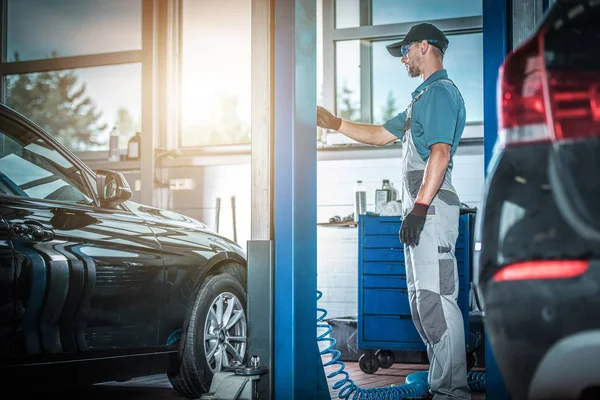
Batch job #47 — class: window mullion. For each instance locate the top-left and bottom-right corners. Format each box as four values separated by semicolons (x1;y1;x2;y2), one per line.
332;16;483;41
0;51;143;75
323;0;335;113
359;39;371;123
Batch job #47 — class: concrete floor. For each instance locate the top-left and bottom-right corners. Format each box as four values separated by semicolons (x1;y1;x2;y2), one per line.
16;362;486;399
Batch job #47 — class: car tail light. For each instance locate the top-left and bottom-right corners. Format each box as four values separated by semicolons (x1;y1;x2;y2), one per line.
548;71;600;140
498;33;550;145
498;27;600;145
493;260;589;282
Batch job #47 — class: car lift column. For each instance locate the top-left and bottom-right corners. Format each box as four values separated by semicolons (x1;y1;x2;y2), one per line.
273;0;330;398
248;0;330;399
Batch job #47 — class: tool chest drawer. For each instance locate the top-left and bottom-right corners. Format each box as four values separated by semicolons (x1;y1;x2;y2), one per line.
362;248;405;262
358;213;473;350
363;275;407;289
363;235;403;249
363;262;406;275
363;315;422;344
362;217;402;235
363;288;411;315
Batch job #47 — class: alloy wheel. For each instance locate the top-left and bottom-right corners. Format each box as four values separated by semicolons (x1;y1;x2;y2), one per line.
203;292;247;373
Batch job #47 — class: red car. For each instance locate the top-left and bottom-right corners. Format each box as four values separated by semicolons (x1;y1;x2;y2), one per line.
474;1;600;399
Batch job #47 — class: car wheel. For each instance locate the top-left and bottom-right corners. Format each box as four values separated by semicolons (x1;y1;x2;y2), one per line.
168;272;247;398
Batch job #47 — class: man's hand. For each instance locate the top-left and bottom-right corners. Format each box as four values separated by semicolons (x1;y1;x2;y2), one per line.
400;203;429;247
317;106;342;131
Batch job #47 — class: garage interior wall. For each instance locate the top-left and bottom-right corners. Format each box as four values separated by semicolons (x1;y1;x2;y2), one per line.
0;0;548;319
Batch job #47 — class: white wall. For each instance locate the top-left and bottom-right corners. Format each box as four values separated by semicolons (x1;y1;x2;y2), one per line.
166;150;485;319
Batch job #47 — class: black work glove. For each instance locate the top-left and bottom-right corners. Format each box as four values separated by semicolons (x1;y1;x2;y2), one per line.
400;203;429;247
317;106;342;131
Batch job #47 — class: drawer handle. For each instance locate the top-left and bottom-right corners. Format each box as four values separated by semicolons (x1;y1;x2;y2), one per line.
400;288;408;294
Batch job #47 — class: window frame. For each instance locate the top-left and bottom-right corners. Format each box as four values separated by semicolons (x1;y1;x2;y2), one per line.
322;0;484;148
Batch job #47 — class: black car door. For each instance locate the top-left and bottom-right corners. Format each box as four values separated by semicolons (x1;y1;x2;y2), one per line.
0;114;164;359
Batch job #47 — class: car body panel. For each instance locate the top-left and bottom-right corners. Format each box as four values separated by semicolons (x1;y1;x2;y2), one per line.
124;201;247;350
0;196;164;358
0;215;15;358
475;1;600;398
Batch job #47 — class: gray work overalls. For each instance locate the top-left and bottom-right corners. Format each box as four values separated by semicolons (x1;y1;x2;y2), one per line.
400;80;471;399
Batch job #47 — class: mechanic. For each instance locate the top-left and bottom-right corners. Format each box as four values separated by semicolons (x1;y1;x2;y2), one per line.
316;23;470;400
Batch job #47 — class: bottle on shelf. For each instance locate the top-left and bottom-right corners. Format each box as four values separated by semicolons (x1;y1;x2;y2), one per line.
108;126;120;162
354;180;367;221
375;179;393;213
390;181;399;202
127;132;141;160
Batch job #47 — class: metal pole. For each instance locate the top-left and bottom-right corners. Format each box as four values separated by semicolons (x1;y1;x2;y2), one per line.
274;0;328;399
231;196;237;243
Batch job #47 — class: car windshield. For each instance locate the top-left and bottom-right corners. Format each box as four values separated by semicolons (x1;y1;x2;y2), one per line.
0;118;93;205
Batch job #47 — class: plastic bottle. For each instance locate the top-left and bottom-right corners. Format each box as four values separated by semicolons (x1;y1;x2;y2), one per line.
108;127;120;162
354;180;367;221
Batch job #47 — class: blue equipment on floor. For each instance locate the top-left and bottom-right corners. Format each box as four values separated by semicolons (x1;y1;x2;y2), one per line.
318;290;486;399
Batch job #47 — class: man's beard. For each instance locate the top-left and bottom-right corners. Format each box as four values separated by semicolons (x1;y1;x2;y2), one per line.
407;63;420;78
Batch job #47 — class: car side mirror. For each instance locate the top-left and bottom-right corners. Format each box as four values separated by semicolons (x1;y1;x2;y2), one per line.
95;169;132;208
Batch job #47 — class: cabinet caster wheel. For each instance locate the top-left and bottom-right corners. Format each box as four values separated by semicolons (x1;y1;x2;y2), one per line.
376;350;394;369
359;353;379;374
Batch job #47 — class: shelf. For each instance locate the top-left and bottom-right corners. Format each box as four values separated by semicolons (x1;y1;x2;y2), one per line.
317;221;357;228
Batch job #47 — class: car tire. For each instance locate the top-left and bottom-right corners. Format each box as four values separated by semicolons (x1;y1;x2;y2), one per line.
168;271;247;398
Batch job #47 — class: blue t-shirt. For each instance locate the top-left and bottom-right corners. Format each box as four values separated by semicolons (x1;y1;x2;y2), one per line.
383;69;466;162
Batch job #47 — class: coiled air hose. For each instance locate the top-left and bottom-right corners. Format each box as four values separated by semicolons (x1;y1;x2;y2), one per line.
317;290;486;399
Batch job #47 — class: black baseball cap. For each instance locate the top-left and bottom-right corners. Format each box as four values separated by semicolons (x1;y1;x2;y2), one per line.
386;23;449;57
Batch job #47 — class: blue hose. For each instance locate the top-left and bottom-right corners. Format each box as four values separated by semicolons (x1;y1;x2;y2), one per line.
317;290;486;399
167;327;183;345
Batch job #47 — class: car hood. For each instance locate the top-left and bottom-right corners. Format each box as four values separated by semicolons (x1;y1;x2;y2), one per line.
124;200;245;256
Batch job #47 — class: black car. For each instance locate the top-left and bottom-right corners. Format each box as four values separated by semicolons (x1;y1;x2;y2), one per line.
0;103;248;397
474;1;600;399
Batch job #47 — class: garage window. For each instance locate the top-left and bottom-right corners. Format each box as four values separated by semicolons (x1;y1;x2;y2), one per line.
6;0;141;62
323;0;484;141
371;0;482;26
180;0;251;147
0;0;143;155
372;33;483;124
5;63;142;152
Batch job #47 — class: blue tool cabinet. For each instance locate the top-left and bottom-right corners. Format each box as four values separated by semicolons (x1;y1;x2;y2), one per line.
357;213;472;372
